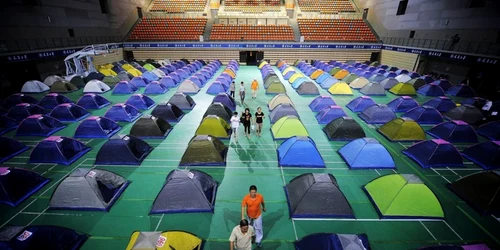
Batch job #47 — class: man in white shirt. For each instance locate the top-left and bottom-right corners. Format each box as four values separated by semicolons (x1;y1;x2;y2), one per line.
230;112;240;143
229;219;255;250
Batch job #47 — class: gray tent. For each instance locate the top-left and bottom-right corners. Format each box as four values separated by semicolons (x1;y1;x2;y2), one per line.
150;169;218;214
168;93;196;110
176;80;200;94
128;231;162;249
203;102;233;123
360;82;386;96
444;104;485;125
130;115;172;139
264;75;280;88
264;73;278;85
117;71;131;81
285;173;354;218
270;103;300;123
49;168;129;211
380;77;399;90
297;81;319;95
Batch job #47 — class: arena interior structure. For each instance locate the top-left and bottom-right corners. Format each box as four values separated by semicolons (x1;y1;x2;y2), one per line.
0;0;500;249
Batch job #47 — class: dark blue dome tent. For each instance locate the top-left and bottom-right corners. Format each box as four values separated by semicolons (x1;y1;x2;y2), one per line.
309;96;336;112
38;93;73;110
76;94;110;110
143;81;168;94
477;121;500;140
212;93;236;111
159;76;177;89
206;81;228;95
150;169;218;214
3;93;38;110
189;76;203;87
16;114;65;137
403;139;464;168
95;135;153;165
7;103;47;122
346;96;376;112
277;137;325;168
433;79;452;91
446;84;476;97
168;93;196;110
427;120;478;143
112;80;138;94
462;141;500;170
0;116;18;136
270;103;300;124
151;103;184;123
129;76;148;87
0;167;49;207
125;94;156;111
104;103;142;122
0;137;29;163
359;104;396;124
315;105;347;124
387;96;419;112
422;96;457;112
49;103;90;122
294;233;371;250
0;225;88;249
417;83;445;96
74;116;121;139
402;106;443;124
29;136;91;165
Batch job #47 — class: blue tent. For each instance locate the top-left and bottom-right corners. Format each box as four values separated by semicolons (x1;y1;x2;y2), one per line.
427;120;478;143
151;103;184;123
74;116;121;138
433;79;452;91
76;94;109;110
338;138;395;169
169;93;196;110
462;141;500;170
125;94;156;110
213;93;236;111
104;104;141;122
0;137;29;163
420;75;435;83
320;77;339;89
387;96;419;112
0;167;49;207
291;78;308;89
461;97;487;107
194;73;206;82
206;82;228;95
368;73;386;83
0;225;88;249
446;84;476;97
38;93;73;110
346;96;376;112
159;76;176;89
29;136;91;165
142;71;160;82
403;139;464;168
144;81;168;94
315;105;347;124
270;104;300;123
295;233;370;250
396;69;409;75
95;135;153;165
129;76;148;87
278;136;325;168
16;114;65;136
283;70;295;80
422;96;457;112
112;81;138;94
360;82;386;96
417;84;445;96
477;121;500;140
309;96;336;112
402;106;443;124
168;72;181;83
0;116;18;135
384;72;397;78
189;76;203;87
49;103;89;122
7;103;46;122
2;93;38;109
316;73;331;83
359;104;396;124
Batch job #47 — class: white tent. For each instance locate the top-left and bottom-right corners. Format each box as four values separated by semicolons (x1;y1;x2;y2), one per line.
21;80;50;93
44;75;64;86
176;80;200;94
83;80;111;93
151;69;167;78
395;74;411;83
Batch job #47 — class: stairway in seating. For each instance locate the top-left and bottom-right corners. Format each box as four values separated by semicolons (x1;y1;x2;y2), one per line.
203;19;214;42
289;19;301;42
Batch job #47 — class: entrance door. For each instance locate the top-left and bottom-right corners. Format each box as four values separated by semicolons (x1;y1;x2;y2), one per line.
246;51;257;65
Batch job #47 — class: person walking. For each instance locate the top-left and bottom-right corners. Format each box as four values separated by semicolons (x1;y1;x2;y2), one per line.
254;107;265;137
241;108;252;139
229;219;255;250
241;185;266;248
230;81;236;99
251;79;259;99
230;112;240;143
239;81;246;105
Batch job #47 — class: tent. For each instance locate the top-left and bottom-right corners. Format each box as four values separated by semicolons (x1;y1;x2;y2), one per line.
95;135;153;165
387;96;419;112
16;114;65;137
359;104;396;124
271;115;309;139
7;103;47;122
203;102;232;123
294;233;370;250
315;105;347;124
328;82;352;95
419;244;491;250
50;80;78;93
21;80;49;93
0;167;49;207
38;93;73;110
168;93;196;110
0;116;18;135
402;106;443;124
349;77;369;89
113;81;138;94
266;81;286;94
130;76;148;87
69;75;85;88
49;168;129;211
213;93;236;111
407;78;428;90
29;136;91;165
49;103;90;122
85;72;105;82
360;82;386;96
338;138;395;169
151;103;184;123
345;96;375;113
76;94;110;109
403;139;464;168
446;84;476;97
433;79;452;91
477;121;500;140
449;171;500;215
125;94;156;111
389;83;416;96
395;74;411;82
144;81;167;94
422;96;457;112
143;63;156;71
461;141;500;170
278;136;325;168
126;231;204;250
102;75;121;86
129;116;172;139
297;81;319;95
104;104;142;122
142;71;160;82
378;117;426;141
206;82;228;95
3;94;38;109
323;117;365;141
270;104;300;123
334;69;349;79
380;77;399;90
309;96;335;112
0;137;29;163
176;80;200;94
417;83;445;96
444;104;484;125
195;115;230;138
268;94;294;111
44;75;64;86
151;169;218;214
117;71;131;81
342;73;359;84
363;174;444;218
284;173;354;218
427;120;478;143
461;97;488;108
74;116;120;138
179;135;227;166
320;77;339;89
0;225;88;249
369;73;386;83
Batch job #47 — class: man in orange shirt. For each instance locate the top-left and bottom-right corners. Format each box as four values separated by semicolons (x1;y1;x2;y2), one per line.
241;185;266;248
251;79;259;99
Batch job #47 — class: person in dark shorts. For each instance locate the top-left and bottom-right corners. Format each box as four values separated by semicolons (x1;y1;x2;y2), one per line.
241;108;252;138
230;81;236;99
254;107;265;137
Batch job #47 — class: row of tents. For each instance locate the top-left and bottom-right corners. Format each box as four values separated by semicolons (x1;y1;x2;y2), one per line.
258;61;287;94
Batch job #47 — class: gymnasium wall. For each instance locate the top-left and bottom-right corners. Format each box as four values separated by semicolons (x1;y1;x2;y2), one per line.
380;49;419;70
91;48;124;66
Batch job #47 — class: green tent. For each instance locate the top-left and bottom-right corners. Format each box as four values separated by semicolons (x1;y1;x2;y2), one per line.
50;80;78;93
364;174;444;219
377;117;426;141
143;63;157;71
179;135;227;166
293;60;302;66
342;73;359;84
102;75;121;87
329;67;342;76
369;61;380;66
195;115;230;138
69;75;85;88
265;75;281;88
266;81;286;94
271;115;308;139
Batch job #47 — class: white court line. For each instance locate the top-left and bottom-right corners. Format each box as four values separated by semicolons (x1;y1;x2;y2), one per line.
420;221;439;244
26;207;48;226
443;220;464;241
398;142;408;149
433;168;481;171
40;164;58;176
430;168;451;183
374;169;381;176
84;164;350;170
446;167;461;177
391;169;398;174
155;214;165;231
292;218;443;222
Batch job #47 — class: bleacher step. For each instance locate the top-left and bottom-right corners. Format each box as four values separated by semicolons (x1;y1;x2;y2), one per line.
289;19;301;42
203;19;214;41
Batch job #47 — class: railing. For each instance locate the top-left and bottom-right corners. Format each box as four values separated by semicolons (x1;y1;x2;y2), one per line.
381;37;500;57
0;36;123;54
297;12;363;19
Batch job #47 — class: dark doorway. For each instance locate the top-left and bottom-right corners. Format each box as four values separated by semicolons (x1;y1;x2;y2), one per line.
137;7;143;18
370;52;380;62
246;51;258;65
0;60;40;97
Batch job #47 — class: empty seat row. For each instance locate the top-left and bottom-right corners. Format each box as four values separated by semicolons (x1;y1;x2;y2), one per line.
129;18;207;41
210;24;294;41
298;19;377;42
150;0;207;12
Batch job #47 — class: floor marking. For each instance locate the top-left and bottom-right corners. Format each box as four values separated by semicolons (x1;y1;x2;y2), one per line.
26;207;48;226
292;218;443;222
433;168;481;171
446;167;461;177
82;164;350;170
155;214;165;231
443;220;464;241
431;168;451;183
40;164;58;176
420;221;439;244
374;169;381;176
398;142;408;149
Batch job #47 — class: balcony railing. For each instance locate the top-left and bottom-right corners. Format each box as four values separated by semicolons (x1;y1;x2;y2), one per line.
381;37;500;57
0;36;123;54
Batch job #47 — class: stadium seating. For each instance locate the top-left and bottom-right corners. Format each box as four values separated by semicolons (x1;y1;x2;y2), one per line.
298;0;355;13
150;0;207;12
210;24;294;41
224;0;281;13
129;18;207;41
298;19;377;42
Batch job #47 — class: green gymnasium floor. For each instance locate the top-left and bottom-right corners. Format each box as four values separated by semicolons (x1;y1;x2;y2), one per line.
1;64;499;250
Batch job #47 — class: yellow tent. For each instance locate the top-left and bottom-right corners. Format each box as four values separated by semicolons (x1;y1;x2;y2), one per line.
99;68;117;76
126;231;203;250
271;115;309;139
310;69;325;80
122;64;134;70
282;67;295;76
334;69;349;80
328;82;353;95
377;117;426;141
127;68;142;77
195;115;230;138
389;83;417;96
258;61;268;69
289;73;305;84
268;93;294;111
223;69;236;78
